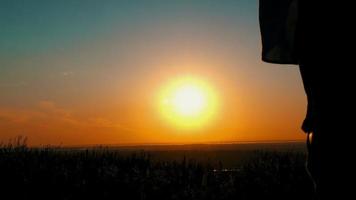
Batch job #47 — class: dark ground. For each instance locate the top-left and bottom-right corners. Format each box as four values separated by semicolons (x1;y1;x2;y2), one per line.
0;139;314;200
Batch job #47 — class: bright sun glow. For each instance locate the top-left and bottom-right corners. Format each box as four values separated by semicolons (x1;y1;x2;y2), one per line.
171;85;206;116
158;76;218;129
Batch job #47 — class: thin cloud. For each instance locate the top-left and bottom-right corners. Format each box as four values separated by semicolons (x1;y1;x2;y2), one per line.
61;71;74;77
0;100;136;133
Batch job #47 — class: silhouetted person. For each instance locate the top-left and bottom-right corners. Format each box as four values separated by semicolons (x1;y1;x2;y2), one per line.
260;1;354;199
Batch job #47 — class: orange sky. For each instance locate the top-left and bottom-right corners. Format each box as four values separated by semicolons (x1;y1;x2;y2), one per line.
0;0;307;146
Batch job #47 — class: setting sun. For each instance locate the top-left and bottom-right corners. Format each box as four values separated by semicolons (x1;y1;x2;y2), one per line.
158;76;218;129
170;84;206;116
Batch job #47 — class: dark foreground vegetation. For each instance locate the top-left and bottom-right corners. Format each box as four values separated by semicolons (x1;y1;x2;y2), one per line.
0;137;313;200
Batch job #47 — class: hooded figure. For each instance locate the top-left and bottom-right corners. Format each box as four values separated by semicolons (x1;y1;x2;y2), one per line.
259;1;353;199
259;0;350;199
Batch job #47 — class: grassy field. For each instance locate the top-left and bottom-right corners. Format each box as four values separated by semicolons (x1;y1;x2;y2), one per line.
0;138;314;200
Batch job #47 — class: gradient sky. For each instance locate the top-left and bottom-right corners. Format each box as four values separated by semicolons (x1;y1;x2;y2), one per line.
0;0;306;146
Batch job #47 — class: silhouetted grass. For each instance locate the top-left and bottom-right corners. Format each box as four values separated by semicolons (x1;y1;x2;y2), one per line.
0;137;313;200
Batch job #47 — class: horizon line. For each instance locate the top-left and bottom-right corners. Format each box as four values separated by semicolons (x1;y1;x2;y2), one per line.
29;139;305;148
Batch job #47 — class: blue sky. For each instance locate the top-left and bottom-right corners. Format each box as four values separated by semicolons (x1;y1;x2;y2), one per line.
1;0;256;54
